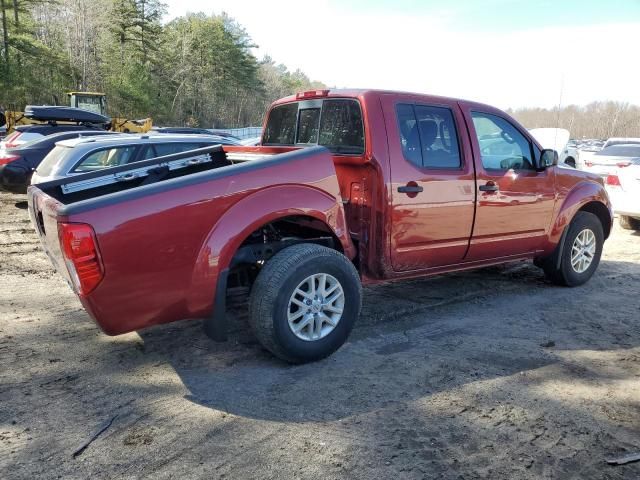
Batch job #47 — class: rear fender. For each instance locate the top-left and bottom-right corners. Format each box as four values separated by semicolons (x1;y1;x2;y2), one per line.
546;181;612;251
187;185;355;315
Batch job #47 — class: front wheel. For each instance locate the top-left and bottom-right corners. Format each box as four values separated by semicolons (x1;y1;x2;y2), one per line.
542;211;604;286
249;243;362;363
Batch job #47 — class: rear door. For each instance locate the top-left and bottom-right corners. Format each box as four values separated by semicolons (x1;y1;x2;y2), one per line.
461;106;556;260
381;94;476;271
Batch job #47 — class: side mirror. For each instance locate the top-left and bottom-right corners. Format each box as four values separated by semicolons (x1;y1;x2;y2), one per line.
540;149;558;169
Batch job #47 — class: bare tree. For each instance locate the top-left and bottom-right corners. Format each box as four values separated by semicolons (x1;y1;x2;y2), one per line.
511;101;640;139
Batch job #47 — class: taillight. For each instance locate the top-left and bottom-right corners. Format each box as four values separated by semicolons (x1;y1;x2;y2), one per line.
4;132;22;148
585;161;593;167
59;223;104;296
606;174;621;187
0;154;19;165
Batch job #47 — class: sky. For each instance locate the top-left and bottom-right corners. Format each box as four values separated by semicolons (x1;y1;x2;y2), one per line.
163;0;640;110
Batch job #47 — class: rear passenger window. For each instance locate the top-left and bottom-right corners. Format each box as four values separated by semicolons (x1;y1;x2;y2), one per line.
396;104;421;166
141;146;157;160
74;146;137;172
396;104;462;168
154;143;202;157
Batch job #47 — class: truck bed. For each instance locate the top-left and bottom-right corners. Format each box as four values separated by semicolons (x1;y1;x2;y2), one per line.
28;144;345;335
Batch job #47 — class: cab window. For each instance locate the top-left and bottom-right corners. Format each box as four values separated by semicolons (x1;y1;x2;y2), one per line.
396;103;462;168
471;112;535;171
263;99;364;154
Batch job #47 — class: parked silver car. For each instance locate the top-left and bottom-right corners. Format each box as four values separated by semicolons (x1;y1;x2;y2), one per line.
31;134;236;184
582;144;640;178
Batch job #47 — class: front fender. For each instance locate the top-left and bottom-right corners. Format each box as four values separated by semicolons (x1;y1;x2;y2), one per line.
545;180;612;251
186;184;355;316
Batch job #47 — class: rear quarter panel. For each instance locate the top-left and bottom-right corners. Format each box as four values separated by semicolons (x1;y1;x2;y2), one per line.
64;147;352;334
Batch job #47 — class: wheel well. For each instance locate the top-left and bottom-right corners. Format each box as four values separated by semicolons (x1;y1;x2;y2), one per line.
226;215;344;297
579;201;611;239
239;215;343;253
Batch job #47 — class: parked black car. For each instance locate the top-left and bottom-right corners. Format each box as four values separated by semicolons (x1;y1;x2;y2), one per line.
0;130;117;193
1;123;110;150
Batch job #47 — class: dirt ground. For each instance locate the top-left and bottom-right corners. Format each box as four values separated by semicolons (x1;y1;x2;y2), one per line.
1;190;639;480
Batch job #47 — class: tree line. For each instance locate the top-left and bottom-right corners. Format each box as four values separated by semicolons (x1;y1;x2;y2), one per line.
508;101;640;139
2;1;638;135
0;0;325;127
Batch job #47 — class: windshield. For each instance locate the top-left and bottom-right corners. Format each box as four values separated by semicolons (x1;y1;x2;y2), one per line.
75;95;105;115
596;145;640;157
36;146;72;176
263;99;365;154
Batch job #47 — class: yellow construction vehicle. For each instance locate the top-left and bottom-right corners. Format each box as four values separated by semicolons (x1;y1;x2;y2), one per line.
0;92;152;135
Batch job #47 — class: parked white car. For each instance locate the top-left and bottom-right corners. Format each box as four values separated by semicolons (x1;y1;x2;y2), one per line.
601;145;640;231
603;137;640;149
583;144;640;178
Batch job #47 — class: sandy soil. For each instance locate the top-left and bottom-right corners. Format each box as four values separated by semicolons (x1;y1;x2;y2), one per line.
1;190;639;479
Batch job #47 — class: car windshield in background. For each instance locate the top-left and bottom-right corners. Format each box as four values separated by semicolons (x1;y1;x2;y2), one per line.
263;99;364;154
596;145;640;157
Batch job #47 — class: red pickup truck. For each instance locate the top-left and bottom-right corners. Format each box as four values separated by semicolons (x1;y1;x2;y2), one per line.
28;89;612;363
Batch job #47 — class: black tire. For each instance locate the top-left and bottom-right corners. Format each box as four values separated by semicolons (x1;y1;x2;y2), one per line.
543;211;604;286
565;157;576;168
249;243;362;364
619;215;640;231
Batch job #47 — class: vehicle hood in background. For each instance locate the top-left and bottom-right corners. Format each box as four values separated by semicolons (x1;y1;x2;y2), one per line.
530;128;570;153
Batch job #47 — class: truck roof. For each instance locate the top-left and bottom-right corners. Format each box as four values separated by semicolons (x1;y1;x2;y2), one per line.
271;88;497;112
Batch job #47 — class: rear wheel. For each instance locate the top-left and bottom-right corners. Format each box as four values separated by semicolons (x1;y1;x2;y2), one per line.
249;243;361;363
619;215;640;231
542;211;603;286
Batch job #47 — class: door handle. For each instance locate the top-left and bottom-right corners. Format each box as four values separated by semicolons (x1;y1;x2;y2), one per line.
479;182;499;192
398;185;424;193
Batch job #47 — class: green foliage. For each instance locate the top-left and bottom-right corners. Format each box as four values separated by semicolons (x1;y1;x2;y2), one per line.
0;1;325;127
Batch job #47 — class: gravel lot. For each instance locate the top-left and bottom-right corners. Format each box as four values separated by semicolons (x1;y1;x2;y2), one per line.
1;190;639;479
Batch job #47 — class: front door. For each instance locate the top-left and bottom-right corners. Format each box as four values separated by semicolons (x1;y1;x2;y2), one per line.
462;107;556;260
382;94;476;271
